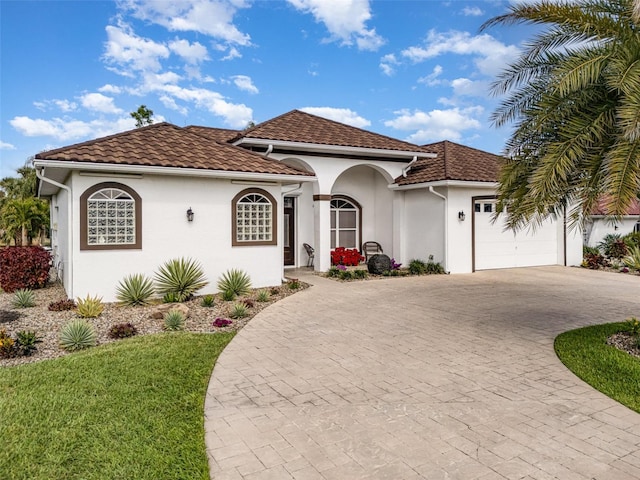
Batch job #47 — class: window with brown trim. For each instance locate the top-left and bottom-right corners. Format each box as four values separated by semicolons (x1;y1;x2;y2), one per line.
80;182;142;250
330;195;361;250
232;188;277;246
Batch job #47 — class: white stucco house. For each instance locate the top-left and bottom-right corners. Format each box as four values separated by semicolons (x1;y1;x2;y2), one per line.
34;110;582;301
584;197;640;247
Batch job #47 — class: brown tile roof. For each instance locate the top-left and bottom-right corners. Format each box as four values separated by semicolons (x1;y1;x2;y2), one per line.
185;125;239;143
35;122;312;177
233;109;424;152
396;140;503;185
592;197;640;216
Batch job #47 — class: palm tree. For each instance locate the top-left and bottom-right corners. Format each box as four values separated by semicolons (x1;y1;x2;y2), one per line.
481;0;640;229
1;198;47;246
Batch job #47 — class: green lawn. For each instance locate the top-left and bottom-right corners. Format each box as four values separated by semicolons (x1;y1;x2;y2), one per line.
0;332;234;480
555;323;640;413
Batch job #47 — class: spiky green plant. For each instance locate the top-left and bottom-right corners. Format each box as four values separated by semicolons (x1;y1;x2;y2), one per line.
217;269;251;297
116;273;155;306
256;289;270;302
221;289;235;301
59;319;97;351
408;259;427;275
15;330;42;356
163;310;185;331
229;302;248;319
12;289;35;308
76;295;104;318
200;295;215;307
162;292;181;304
154;257;208;302
623;246;640;271
287;279;301;290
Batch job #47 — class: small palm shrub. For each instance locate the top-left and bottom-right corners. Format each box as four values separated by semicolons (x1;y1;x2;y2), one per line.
230;302;248;319
116;273;155;306
48;299;76;311
15;330;42;356
59;319;97;351
623;246;640;271
155;257;208;302
217;269;251;297
598;233;628;259
256;290;270;302
200;294;215;307
108;322;138;339
76;295;104;318
623;232;640;250
583;245;600;256
221;289;235;301
409;259;427;275
163;310;185;331
12;289;35;308
162;292;181;304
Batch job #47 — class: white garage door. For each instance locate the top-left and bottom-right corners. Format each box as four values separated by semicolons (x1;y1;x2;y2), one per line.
474;199;559;271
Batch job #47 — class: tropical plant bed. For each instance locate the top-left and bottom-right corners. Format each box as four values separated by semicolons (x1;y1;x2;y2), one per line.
0;280;307;367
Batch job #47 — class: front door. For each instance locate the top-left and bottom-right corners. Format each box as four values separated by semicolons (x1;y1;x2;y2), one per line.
284;197;295;265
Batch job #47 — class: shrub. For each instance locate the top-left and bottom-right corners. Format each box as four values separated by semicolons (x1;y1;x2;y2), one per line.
217;269;251;297
212;317;233;328
200;294;215;307
162;292;181;304
0;246;51;292
582;252;607;269
241;298;255;308
163;310;185;331
59;319;97;351
287;278;301;289
625;317;640;336
230;302;248;319
353;269;368;279
48;299;76;311
270;286;280;295
221;289;235;301
76;295;104;318
623;232;640;250
426;255;446;274
409;259;427;275
15;330;42;356
108;323;138;339
623;246;640;271
583;245;600;256
0;329;16;358
326;266;340;277
598;233;628;259
256;290;270;302
12;289;35;308
338;270;353;280
116;273;155;306
155;257;208;302
330;247;364;266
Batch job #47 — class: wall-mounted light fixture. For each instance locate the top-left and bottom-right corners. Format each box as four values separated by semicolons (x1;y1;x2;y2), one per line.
458;211;466;221
186;207;194;222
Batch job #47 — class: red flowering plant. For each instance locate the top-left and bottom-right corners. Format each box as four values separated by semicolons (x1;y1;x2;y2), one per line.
330;247;364;266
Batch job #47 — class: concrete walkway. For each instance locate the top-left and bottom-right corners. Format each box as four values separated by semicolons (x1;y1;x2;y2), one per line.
204;267;640;479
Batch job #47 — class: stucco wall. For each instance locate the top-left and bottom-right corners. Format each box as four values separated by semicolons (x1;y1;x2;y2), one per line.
50;188;70;291
586;217;638;247
67;172;285;301
403;188;445;266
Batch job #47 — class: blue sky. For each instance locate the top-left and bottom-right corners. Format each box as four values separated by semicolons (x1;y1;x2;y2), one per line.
0;0;532;180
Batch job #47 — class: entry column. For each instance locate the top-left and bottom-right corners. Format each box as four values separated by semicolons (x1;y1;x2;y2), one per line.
313;194;332;272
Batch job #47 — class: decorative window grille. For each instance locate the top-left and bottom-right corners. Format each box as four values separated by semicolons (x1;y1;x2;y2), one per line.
87;188;135;245
236;193;273;242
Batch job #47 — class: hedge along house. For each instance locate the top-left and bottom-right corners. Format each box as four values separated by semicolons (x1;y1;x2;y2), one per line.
34;110;582;301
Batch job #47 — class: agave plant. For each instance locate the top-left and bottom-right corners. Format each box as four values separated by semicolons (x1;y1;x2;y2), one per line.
200;294;215;307
59;319;97;351
623;246;640;271
155;257;208;302
116;273;155;306
12;289;35;308
217;269;251;297
229;302;248;319
163;310;185;331
256;289;270;302
76;295;104;318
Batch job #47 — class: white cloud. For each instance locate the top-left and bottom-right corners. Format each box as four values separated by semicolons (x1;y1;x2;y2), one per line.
231;75;258;94
159;95;189;115
300;107;371;128
10;116;138;141
418;65;444;86
33;99;78;112
217;45;242;61
80;93;123;114
103;23;170;74
384;106;483;143
119;0;251;45
0;141;16;150
462;6;483;16
379;53;399;76
287;0;385;51
401;30;520;76
98;84;122;94
168;38;209;64
450;77;491;97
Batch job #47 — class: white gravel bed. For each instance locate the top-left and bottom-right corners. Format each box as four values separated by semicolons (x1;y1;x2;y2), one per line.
0;281;307;367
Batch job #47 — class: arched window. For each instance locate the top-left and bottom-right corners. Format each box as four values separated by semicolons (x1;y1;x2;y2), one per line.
232;188;277;246
331;196;361;250
80;182;141;250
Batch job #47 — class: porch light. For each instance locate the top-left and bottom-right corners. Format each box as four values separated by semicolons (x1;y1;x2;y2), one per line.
458;211;466;221
186;207;194;222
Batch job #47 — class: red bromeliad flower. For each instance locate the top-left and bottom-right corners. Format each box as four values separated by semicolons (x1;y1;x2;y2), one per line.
330;247;364;266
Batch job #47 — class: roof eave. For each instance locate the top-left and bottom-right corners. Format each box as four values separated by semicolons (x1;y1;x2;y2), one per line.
390;179;498;190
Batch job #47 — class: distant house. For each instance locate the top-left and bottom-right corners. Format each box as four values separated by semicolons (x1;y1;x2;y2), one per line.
34;110;582;301
585;197;640;247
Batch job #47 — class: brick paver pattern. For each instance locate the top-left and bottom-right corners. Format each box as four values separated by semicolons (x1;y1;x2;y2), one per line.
204;266;640;479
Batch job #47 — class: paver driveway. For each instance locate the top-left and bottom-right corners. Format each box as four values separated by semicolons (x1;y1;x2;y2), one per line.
204;266;640;479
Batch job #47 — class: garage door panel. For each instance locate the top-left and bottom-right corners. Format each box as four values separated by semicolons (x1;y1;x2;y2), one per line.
474;200;558;270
